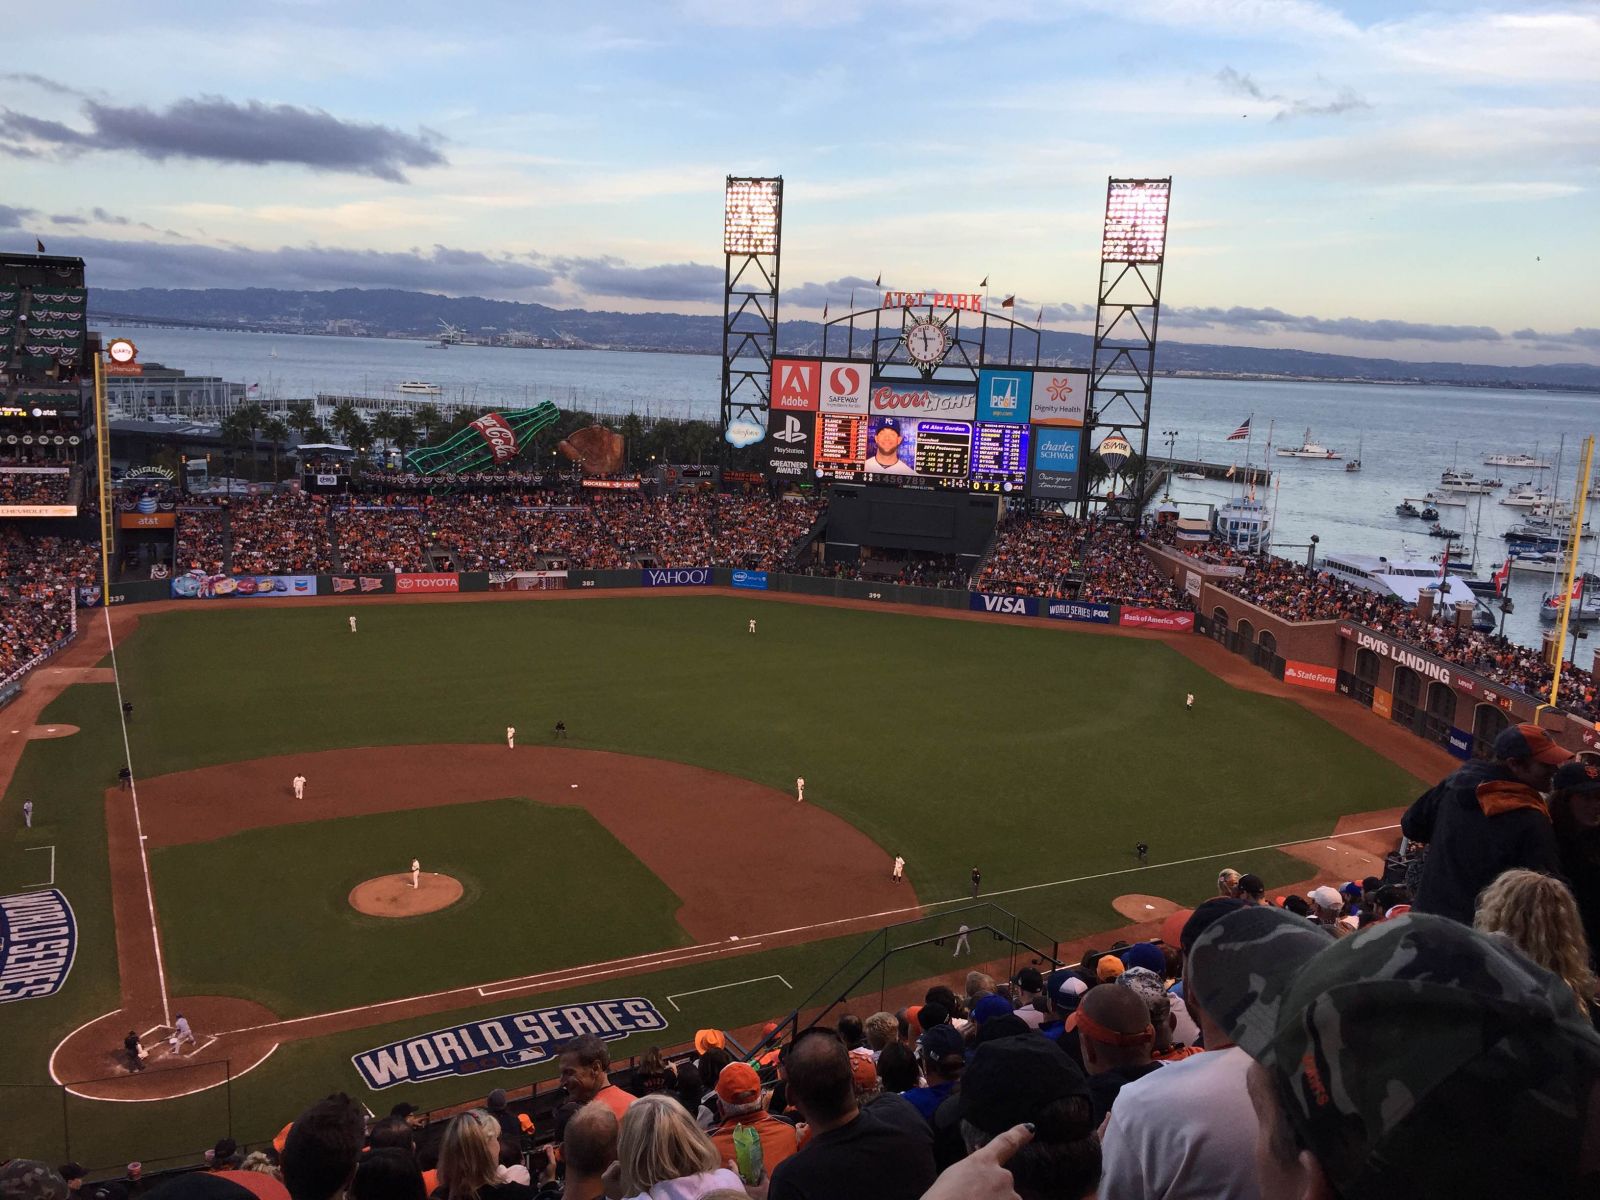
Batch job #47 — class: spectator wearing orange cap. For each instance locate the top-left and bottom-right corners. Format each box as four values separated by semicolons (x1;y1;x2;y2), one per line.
707;1061;799;1176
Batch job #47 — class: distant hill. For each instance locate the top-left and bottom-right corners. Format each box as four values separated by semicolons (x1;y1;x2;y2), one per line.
90;286;1600;392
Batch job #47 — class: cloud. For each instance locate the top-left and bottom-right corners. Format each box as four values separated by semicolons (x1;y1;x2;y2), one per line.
1216;66;1369;121
0;203;36;229
562;258;723;302
1217;67;1270;101
49;214;87;225
1512;327;1600;350
0;94;446;182
92;207;131;226
0;72;90;98
780;276;880;307
1165;304;1502;344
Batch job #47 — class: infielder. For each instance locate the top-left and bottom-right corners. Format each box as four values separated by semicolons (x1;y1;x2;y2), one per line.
795;776;805;803
891;855;905;882
349;615;358;633
292;775;306;800
952;924;971;957
1185;693;1194;710
748;618;757;635
21;799;32;828
411;858;421;889
506;725;516;750
169;1013;195;1053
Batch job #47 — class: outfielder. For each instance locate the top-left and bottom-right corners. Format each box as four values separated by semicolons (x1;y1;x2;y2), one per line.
748;618;757;635
292;775;306;800
506;726;516;750
795;776;805;803
21;799;32;828
349;615;358;634
411;858;421;889
1186;693;1194;710
953;924;971;957
892;855;905;882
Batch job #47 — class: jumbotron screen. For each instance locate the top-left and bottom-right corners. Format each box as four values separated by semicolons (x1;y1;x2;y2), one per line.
764;357;1084;499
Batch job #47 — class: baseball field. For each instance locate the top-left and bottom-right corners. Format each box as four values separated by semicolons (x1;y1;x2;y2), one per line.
0;590;1438;1168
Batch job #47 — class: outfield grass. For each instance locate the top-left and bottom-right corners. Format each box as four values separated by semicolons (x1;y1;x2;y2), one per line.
149;799;692;1017
3;594;1429;1166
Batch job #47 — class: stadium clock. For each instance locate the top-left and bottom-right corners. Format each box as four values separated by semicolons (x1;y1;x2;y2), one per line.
903;319;950;367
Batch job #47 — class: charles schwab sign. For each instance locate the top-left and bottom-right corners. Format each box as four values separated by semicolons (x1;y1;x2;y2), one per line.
353;996;668;1089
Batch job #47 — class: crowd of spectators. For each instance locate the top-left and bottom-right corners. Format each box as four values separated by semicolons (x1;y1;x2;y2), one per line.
978;514;1192;609
798;551;973;590
229;494;335;575
0;466;72;506
0;530;96;680
174;509;227;574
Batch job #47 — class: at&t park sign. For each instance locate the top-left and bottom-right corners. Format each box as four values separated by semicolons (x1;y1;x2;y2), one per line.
881;291;984;312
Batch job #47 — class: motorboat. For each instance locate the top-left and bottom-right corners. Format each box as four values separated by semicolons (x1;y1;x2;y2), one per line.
1345;433;1362;472
1419;506;1440;522
1538;576;1600;623
1500;482;1553;508
1511;551;1567;575
1276;428;1341;459
1176;470;1206;481
1321;552;1479;607
397;381;443;395
1213;496;1272;552
1484;452;1550;469
1437;469;1501;494
1428;522;1462;539
1395;501;1420;518
1430;542;1475;574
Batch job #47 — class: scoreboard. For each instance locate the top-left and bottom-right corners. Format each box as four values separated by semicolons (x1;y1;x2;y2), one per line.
969;423;1029;493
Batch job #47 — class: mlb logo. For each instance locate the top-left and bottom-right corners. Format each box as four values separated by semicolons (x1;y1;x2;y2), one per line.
772;360;820;410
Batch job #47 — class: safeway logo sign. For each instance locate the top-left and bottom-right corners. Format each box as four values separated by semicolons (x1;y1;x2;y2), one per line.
772;415;807;443
820;362;869;414
969;593;1039;617
772;360;820;410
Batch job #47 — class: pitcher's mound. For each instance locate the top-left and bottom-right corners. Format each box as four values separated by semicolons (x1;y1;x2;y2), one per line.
350;873;463;917
1113;893;1181;921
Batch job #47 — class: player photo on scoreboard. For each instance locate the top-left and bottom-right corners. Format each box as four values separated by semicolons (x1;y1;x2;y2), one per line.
864;415;971;487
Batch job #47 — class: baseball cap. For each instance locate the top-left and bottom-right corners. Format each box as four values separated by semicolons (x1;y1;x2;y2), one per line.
1179;897;1247;954
1493;722;1574;765
0;1161;67;1200
1014;966;1044;992
1308;885;1344;911
1554;758;1600;795
1192;907;1600;1197
714;1061;762;1106
848;1054;879;1092
388;1102;419;1119
975;1013;1031;1044
1238;873;1266;898
56;1167;85;1184
1096;955;1126;981
1117;965;1168;1014
486;1088;507;1110
971;993;1015;1025
948;1034;1090;1135
1120;942;1166;975
918;1022;965;1062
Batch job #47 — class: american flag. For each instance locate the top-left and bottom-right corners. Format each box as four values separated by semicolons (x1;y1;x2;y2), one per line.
1226;416;1252;441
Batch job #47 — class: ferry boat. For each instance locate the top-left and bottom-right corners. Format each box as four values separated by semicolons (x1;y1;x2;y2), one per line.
1436;469;1501;494
1276;429;1341;459
1213;496;1272;552
397;381;443;395
1484;452;1550;470
1321;552;1480;607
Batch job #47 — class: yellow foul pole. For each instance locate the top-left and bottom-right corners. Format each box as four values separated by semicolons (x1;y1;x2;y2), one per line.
1547;434;1594;709
93;352;115;595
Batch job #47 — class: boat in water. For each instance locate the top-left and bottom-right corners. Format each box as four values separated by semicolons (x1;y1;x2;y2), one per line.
397;381;444;395
1511;551;1567;575
1213;495;1272;552
1484;452;1551;470
1395;501;1420;518
1437;469;1501;494
1321;552;1482;609
1420;506;1441;522
1345;433;1362;472
1176;470;1206;480
1428;522;1463;539
1538;576;1600;623
1276;428;1341;459
1500;482;1554;508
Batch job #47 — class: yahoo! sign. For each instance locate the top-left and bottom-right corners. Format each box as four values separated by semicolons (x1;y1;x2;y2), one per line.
641;568;711;588
869;383;976;421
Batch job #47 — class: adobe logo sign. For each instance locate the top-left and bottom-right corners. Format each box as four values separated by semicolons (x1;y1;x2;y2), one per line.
820;361;869;414
771;360;820;411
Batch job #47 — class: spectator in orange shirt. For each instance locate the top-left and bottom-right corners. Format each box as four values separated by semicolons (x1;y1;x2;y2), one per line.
558;1034;636;1119
708;1061;799;1175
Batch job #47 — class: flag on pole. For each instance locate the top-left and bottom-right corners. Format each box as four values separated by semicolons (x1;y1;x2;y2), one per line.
1036;306;1045;324
35;239;45;253
873;271;881;287
979;275;989;288
1000;295;1015;308
248;383;259;392
1226;464;1236;479
1492;557;1511;596
822;302;829;322
1226;416;1252;441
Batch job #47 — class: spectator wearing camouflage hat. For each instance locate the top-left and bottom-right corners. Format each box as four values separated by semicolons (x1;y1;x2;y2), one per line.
1402;722;1569;924
1099;897;1261;1200
1193;905;1600;1198
0;1161;67;1200
1119;966;1203;1062
1550;757;1600;971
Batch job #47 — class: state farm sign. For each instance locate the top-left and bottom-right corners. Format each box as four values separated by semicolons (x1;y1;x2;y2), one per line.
868;382;975;421
396;573;460;593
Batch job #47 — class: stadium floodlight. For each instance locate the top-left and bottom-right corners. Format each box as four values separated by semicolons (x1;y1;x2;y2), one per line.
1101;178;1171;263
724;177;782;256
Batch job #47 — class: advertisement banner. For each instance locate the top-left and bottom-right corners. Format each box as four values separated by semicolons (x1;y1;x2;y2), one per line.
771;359;821;411
1045;599;1115;624
1185;570;1202;598
1338;623;1459;690
325;575;396;596
970;592;1040;617
0;889;77;1003
731;569;769;590
976;370;1033;424
1030;370;1089;426
0;504;78;517
1447;727;1474;759
1284;661;1338;692
352;996;668;1090
1119;608;1195;631
488;571;568;592
1029;426;1083;500
641;567;712;587
869;380;976;421
819;362;870;414
1372;687;1393;720
766;409;815;478
396;573;460;593
581;479;642;490
171;573;317;599
119;512;175;529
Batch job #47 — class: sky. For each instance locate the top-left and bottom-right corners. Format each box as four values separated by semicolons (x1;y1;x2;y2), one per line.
1;0;1596;366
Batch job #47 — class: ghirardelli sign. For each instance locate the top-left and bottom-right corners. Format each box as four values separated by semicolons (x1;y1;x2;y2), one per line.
471;413;519;463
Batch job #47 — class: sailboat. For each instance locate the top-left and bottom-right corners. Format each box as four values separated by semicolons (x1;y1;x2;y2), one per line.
1345;432;1362;473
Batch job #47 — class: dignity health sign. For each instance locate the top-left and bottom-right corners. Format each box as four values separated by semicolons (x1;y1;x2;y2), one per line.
353;996;668;1089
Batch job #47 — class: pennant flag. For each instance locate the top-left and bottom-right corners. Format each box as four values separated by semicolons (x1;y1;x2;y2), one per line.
1036;306;1045;324
822;302;829;322
873;271;882;287
1226;464;1236;479
35;239;46;253
1000;295;1015;308
1493;557;1511;596
1226;416;1252;441
979;275;989;288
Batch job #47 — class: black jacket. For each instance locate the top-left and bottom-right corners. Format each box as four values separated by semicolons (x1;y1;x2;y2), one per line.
1401;759;1562;924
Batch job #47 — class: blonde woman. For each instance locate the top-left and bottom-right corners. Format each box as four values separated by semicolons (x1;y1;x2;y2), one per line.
436;1109;534;1200
614;1093;745;1200
1475;869;1599;1018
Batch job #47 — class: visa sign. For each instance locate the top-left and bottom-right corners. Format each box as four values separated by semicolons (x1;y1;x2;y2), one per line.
970;593;1039;617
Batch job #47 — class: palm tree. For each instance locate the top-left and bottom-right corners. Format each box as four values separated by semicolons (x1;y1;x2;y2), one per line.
369;412;399;466
285;399;317;442
392;415;419;465
231;401;266;480
413;404;442;443
261;418;290;482
329;399;364;449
